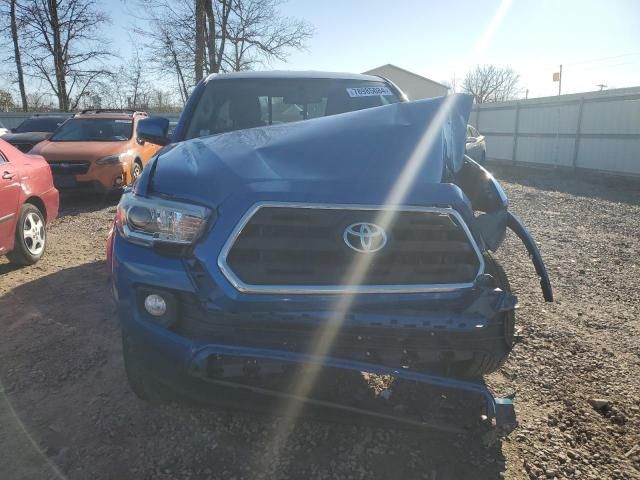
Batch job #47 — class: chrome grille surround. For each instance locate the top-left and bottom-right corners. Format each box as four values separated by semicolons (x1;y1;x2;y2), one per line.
217;202;485;294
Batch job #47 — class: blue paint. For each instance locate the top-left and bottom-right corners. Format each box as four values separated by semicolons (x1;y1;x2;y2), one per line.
109;74;551;436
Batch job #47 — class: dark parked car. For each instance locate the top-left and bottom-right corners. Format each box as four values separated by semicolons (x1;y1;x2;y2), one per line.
1;115;69;153
465;124;486;164
0;139;59;265
106;72;552;432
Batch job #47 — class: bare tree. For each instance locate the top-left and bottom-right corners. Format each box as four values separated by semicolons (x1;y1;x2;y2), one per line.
8;0;28;110
134;1;194;103
135;0;312;100
148;88;182;111
26;91;56;111
18;0;112;111
205;0;231;74
0;0;29;110
461;65;520;103
195;0;206;82
224;0;313;72
0;89;15;111
127;52;151;108
93;53;153;110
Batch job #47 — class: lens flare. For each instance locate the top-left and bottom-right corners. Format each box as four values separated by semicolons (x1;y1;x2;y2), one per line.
250;0;514;471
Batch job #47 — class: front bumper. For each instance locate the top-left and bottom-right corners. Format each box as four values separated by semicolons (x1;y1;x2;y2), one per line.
53;162;131;192
111;223;517;436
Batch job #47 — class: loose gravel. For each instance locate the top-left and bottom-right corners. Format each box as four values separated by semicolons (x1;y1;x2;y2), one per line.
0;166;639;480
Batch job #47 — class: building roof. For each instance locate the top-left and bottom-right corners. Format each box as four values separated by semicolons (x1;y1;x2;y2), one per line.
362;64;449;89
205;70;383;82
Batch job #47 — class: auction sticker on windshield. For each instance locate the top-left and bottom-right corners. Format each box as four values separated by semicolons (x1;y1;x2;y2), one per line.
346;86;394;97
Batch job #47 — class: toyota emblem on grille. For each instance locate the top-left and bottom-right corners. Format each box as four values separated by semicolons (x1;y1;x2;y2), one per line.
343;222;387;253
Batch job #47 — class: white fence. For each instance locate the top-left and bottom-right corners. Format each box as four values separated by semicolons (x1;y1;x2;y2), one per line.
469;86;640;176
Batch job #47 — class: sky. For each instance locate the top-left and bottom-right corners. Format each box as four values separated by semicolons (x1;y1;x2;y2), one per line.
7;0;640;99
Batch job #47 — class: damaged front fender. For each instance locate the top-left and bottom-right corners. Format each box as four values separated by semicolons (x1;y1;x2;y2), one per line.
455;156;553;302
506;212;554;302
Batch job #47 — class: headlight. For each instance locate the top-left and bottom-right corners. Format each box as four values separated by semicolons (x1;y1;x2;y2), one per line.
96;154;124;165
116;192;212;246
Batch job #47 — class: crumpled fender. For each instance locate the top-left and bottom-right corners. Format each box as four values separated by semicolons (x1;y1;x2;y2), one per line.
506;212;554;302
455;156;553;302
455;156;509;251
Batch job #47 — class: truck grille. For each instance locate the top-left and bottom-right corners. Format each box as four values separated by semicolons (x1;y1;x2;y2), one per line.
220;204;483;293
48;161;91;175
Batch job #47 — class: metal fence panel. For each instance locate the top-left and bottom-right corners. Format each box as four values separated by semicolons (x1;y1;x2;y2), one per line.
477;108;517;133
577;137;640;174
483;135;514;161
516;136;575;167
580;98;640;135
518;103;580;135
470;86;640;176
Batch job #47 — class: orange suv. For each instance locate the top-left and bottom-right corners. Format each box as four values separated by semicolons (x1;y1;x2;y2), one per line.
30;110;162;195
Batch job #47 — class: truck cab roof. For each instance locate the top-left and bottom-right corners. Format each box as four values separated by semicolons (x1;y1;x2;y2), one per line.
204;70;386;83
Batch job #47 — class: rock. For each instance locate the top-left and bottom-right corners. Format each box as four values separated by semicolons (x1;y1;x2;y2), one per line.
588;398;610;411
625;445;639;457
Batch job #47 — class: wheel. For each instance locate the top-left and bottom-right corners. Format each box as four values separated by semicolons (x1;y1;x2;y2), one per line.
131;160;143;182
122;330;173;403
451;254;515;377
7;203;47;265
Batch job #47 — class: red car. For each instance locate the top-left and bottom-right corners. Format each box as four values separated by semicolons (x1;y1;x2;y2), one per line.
0;139;59;265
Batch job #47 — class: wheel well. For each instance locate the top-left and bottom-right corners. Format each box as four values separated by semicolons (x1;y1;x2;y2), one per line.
24;196;47;221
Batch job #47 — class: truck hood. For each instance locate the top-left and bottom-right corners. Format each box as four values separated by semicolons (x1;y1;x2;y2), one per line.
148;94;473;207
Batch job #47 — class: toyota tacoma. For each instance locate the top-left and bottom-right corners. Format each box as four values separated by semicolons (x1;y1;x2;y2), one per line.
106;71;552;409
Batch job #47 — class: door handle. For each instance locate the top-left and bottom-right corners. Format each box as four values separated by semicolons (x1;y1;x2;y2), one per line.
2;171;15;180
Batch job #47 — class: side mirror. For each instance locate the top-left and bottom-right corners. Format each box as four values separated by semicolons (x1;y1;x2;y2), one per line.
137;117;170;146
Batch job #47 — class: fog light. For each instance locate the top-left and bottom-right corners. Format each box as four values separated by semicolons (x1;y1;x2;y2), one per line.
144;294;166;316
114;176;123;186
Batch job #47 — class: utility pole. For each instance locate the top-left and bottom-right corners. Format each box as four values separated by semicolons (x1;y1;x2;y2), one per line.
558;64;562;96
596;83;607;91
525;89;529;99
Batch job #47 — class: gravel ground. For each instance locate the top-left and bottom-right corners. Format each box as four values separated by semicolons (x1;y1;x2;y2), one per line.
1;166;639;480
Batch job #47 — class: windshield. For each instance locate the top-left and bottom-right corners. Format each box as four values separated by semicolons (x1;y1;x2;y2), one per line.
49;118;133;142
185;78;401;140
13;117;66;133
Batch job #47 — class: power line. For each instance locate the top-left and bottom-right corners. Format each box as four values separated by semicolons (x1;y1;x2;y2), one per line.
565;60;640;72
564;51;640;67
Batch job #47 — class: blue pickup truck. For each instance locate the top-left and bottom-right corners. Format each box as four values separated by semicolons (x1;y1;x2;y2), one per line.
106;71;552;418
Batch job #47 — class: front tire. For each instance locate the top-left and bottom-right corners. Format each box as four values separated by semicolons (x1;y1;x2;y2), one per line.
122;330;173;404
7;203;47;265
452;254;515;377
